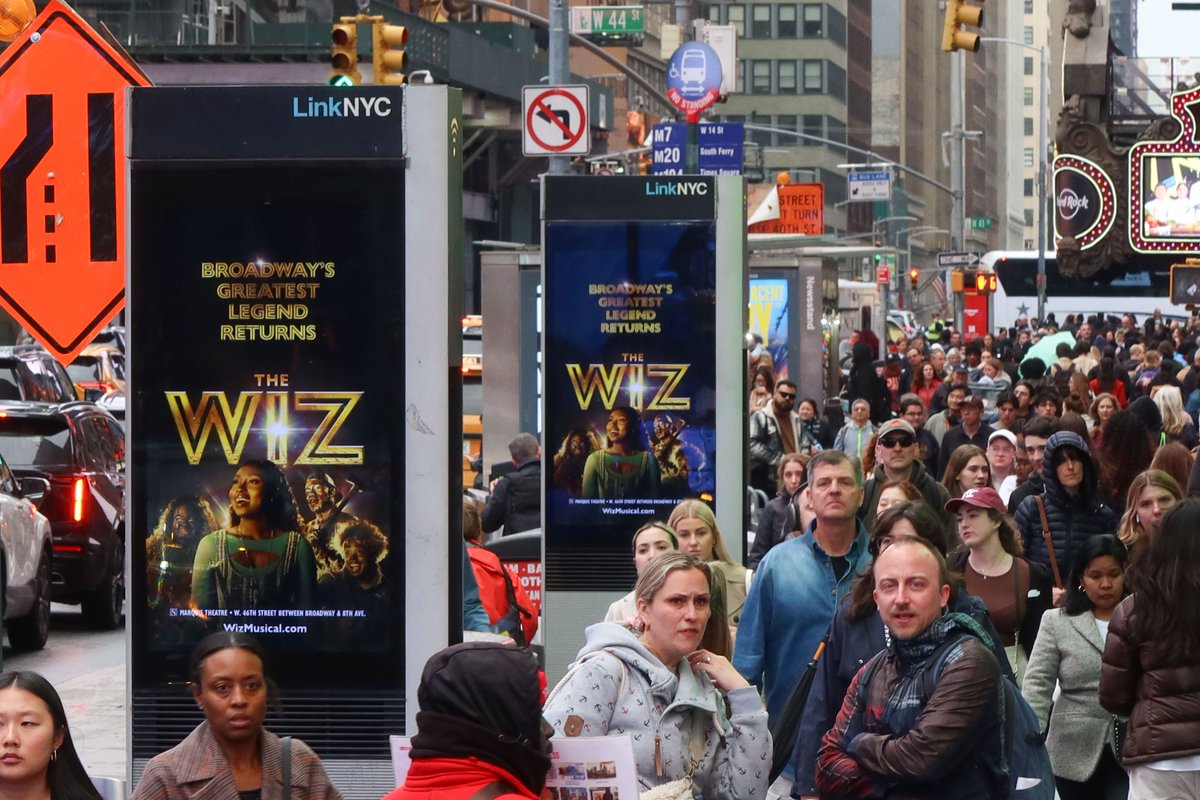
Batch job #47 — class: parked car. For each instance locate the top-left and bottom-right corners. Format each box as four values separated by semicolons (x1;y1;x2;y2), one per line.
0;447;54;650
0;401;126;628
0;345;82;404
66;344;127;401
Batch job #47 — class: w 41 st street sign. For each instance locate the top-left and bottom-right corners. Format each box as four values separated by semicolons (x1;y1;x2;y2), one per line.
0;0;150;364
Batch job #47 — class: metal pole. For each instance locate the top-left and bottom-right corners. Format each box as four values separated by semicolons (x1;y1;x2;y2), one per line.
1036;44;1048;324
548;0;570;174
950;50;965;333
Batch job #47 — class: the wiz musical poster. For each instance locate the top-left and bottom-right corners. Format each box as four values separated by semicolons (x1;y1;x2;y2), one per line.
128;89;405;687
543;177;718;564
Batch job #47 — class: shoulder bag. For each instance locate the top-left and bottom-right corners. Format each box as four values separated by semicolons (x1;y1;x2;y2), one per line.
1033;496;1063;588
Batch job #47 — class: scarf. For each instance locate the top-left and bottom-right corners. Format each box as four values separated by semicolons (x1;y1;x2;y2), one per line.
410;710;551;794
890;611;991;673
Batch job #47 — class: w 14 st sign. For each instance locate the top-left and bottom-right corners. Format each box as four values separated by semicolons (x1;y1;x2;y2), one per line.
0;1;150;363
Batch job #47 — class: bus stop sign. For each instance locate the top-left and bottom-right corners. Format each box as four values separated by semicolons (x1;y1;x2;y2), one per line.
0;1;150;364
666;42;722;119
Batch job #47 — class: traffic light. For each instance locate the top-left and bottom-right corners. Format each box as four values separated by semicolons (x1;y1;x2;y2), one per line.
329;23;360;86
909;268;919;291
373;22;408;85
942;0;983;53
950;270;964;293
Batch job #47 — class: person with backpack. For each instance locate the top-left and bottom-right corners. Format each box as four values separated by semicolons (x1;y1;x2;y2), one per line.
816;536;1053;799
464;497;538;645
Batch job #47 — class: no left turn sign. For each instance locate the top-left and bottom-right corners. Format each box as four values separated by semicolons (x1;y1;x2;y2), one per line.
522;85;590;156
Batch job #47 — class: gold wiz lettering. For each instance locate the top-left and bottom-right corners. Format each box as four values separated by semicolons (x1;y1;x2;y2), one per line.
566;362;690;411
165;391;363;465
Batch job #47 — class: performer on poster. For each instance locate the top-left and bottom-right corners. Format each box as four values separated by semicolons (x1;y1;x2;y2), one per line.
651;413;691;497
147;495;220;610
319;520;392;647
302;472;359;579
581;407;661;500
191;459;317;612
552;429;599;497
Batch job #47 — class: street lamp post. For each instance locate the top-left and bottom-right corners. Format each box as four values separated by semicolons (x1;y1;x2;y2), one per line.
981;37;1049;324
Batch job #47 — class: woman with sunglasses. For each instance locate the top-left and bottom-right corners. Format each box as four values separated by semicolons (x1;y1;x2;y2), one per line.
789;501;1009;799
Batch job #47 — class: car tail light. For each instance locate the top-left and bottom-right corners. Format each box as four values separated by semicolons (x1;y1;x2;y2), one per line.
72;477;85;522
53;544;83;553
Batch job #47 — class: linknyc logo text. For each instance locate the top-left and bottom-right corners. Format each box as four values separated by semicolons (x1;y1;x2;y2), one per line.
645;181;710;196
292;96;393;118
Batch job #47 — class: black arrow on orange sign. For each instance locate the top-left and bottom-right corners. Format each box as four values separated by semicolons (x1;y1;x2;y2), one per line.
1;94;52;264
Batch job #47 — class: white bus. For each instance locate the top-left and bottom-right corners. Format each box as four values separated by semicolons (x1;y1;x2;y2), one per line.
981;250;1193;328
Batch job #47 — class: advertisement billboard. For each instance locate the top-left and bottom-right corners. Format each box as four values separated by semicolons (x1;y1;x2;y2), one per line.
1128;84;1200;253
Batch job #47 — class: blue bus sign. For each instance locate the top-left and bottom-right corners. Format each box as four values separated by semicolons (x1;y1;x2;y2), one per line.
651;123;743;175
666;42;722;117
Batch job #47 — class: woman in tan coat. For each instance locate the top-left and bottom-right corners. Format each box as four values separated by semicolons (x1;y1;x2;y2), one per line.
133;632;341;800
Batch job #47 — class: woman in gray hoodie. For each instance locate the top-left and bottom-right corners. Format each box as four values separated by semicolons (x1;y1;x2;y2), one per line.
544;552;770;798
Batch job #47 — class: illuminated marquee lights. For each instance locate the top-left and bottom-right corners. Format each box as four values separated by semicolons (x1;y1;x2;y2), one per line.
1053;154;1116;250
1128;84;1200;254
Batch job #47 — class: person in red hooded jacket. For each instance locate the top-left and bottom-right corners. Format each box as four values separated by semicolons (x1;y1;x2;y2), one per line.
463;497;539;644
384;642;553;800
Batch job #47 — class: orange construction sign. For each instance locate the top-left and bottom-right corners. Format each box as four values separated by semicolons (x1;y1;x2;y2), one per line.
0;0;150;364
748;183;825;236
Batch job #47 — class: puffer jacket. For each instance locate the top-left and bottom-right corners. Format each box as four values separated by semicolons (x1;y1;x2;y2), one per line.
1014;431;1116;582
1099;595;1200;765
544;623;771;799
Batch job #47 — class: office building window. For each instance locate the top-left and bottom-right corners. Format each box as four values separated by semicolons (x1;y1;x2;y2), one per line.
727;5;745;36
801;114;823;139
827;62;846;101
750;113;772;147
776;115;798;147
751;60;772;94
1024;178;1034;197
827;116;846;145
1024;87;1034;106
777;60;797;93
737;59;746;93
1024;0;1033;11
1023;147;1035;167
802;60;824;93
828;7;846;47
802;4;822;36
706;4;721;22
1024;208;1035;226
752;5;772;37
777;4;797;37
1023;26;1034;44
1024;56;1034;75
1024;117;1034;136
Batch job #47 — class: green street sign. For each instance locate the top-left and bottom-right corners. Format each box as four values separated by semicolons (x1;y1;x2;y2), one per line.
969;216;993;230
570;6;645;36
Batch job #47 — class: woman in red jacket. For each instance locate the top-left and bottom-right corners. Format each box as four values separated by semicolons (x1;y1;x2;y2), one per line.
386;642;552;800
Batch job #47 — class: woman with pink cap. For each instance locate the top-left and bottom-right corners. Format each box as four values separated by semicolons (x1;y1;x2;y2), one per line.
946;486;1053;684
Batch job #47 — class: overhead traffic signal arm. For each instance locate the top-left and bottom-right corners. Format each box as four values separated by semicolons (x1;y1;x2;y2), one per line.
942;0;984;53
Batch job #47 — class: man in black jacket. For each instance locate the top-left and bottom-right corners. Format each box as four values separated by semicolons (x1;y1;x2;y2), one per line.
936;394;994;480
482;433;541;535
1007;415;1059;514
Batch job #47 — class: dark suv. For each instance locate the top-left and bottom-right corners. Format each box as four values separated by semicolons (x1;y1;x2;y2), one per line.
0;401;125;628
0;346;80;404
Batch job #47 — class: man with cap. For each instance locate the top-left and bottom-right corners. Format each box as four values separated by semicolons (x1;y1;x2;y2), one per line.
986;429;1020;505
385;642;552;799
937;394;995;480
929;362;970;414
859;417;951;531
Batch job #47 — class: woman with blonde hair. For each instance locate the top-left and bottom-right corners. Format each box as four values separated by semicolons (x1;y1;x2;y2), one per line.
603;521;677;624
1116;469;1181;561
939;444;990;499
1152;385;1198;448
668;499;746;623
545;552;770;798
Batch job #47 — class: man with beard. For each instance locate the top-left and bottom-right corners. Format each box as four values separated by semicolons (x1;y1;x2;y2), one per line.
303;472;358;580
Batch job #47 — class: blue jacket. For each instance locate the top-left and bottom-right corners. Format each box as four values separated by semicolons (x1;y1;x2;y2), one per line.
733;521;872;727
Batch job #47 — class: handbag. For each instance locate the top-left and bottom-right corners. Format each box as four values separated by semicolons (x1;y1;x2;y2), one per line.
281;736;291;800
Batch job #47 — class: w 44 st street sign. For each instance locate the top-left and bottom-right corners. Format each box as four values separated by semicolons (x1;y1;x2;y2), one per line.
570;6;645;36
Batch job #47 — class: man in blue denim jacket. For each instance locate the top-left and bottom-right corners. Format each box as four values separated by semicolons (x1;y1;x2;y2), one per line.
733;449;872;799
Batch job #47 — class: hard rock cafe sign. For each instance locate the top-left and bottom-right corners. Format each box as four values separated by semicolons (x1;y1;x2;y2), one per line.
1053;154;1114;248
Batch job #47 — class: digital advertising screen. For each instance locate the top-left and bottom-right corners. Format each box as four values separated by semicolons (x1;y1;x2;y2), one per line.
748;276;792;383
543;219;717;554
129;162;405;684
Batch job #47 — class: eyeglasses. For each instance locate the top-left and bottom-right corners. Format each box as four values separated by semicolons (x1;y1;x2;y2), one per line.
777;391;796;400
878;435;915;449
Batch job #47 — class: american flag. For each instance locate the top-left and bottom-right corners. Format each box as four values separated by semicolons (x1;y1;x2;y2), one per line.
931;275;947;303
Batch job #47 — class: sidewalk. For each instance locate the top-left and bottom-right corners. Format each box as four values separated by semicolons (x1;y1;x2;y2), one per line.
58;663;127;781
